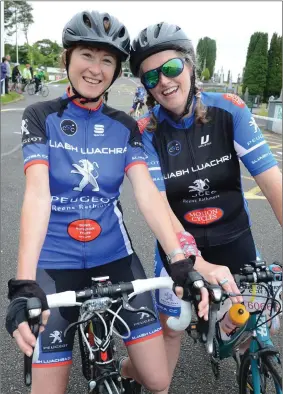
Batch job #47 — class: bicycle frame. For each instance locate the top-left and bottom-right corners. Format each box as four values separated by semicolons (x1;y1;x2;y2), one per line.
79;310;123;393
217;301;282;394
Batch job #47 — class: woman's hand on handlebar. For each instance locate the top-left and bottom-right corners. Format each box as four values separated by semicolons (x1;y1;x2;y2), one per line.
194;258;243;303
13;310;50;357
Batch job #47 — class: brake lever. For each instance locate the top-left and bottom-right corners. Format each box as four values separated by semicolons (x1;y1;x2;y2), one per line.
121;293;157;319
24;298;42;387
205;285;223;355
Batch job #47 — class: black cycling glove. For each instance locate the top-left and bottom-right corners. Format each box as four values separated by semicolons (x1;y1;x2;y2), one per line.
168;255;196;288
6;279;48;337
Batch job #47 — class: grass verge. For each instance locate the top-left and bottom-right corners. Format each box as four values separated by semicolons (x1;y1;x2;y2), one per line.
0;91;23;105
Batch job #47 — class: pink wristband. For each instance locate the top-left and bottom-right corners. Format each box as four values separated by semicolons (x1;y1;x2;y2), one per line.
177;231;201;257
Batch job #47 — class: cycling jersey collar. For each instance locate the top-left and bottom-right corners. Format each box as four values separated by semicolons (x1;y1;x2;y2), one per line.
66;87;103;111
156;96;196;129
61;91;103;118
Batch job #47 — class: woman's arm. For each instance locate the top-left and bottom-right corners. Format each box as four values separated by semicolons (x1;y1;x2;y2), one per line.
127;165;185;262
254;166;282;226
17;165;51;280
160;191;185;232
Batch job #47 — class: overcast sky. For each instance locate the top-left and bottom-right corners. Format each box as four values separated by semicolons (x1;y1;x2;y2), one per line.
7;1;282;82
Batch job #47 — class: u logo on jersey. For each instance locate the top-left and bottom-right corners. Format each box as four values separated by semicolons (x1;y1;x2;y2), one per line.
199;134;211;148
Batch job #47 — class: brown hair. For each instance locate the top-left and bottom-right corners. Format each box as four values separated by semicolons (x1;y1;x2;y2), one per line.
141;50;208;132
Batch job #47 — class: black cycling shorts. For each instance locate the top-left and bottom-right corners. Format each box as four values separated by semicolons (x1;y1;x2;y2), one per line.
32;254;162;368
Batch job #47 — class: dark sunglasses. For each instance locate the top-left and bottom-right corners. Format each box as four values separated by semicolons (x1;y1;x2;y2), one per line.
141;58;185;89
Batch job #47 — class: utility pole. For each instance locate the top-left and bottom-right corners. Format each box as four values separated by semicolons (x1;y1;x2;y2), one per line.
1;1;4;59
15;5;18;63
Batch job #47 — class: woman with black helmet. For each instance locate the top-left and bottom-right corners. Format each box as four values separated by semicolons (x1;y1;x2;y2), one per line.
129;22;282;392
5;12;213;394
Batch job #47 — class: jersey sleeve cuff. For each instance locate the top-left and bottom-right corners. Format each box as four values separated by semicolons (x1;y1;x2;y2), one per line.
125;161;147;173
24;160;49;174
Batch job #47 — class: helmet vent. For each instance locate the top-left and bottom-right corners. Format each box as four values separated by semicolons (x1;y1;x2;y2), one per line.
153;23;162;39
103;17;111;33
83;14;92;28
66;28;77;36
140;29;148;46
118;27;125;38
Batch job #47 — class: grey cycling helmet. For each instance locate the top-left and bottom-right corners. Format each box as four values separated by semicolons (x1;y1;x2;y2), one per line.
58;11;130;113
130;22;195;77
62;10;130;61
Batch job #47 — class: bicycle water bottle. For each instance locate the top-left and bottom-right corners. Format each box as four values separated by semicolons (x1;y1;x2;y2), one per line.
219;303;250;341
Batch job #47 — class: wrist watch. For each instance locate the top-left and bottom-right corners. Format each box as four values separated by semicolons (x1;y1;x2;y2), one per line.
166;248;184;263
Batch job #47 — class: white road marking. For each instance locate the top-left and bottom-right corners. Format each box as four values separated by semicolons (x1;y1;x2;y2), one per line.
1;108;25;112
1;144;22;158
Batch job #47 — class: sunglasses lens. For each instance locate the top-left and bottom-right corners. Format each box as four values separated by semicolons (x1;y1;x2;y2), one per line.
143;70;159;89
142;58;184;89
162;58;184;78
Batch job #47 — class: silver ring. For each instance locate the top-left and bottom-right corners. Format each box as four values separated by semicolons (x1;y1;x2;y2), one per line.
219;278;229;286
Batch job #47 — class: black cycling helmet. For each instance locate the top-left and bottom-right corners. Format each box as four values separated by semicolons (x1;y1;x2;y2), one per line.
62;10;130;62
57;11;130;115
130;22;196;121
130;22;195;77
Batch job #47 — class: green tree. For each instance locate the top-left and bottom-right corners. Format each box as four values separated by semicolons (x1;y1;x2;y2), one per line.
196;37;216;78
201;68;210;81
4;1;34;62
33;39;63;67
242;32;268;96
4;1;34;42
265;33;282;99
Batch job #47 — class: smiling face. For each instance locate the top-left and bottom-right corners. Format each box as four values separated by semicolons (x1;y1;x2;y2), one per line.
140;50;192;116
68;46;117;100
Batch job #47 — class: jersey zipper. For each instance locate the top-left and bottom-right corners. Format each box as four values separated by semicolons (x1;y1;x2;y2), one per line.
82;110;92;268
183;119;208;248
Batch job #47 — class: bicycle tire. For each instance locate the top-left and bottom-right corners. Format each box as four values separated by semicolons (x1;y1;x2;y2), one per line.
41;86;49;97
27;84;35;95
239;349;281;394
262;353;282;390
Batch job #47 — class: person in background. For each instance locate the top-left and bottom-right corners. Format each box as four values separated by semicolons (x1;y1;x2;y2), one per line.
5;54;11;94
22;64;32;91
11;63;22;92
1;57;7;95
34;66;46;94
129;84;146;116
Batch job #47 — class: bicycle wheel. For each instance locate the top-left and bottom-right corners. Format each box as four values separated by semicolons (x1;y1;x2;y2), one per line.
15;83;22;94
239;349;282;394
41;85;49;97
27;83;35;95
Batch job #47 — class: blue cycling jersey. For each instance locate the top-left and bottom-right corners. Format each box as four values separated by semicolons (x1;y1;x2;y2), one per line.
21;92;147;269
138;92;277;247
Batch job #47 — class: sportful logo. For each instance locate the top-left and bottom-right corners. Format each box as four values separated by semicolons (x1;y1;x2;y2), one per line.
71;159;99;192
21;119;30;136
94;124;104;136
49;330;63;344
